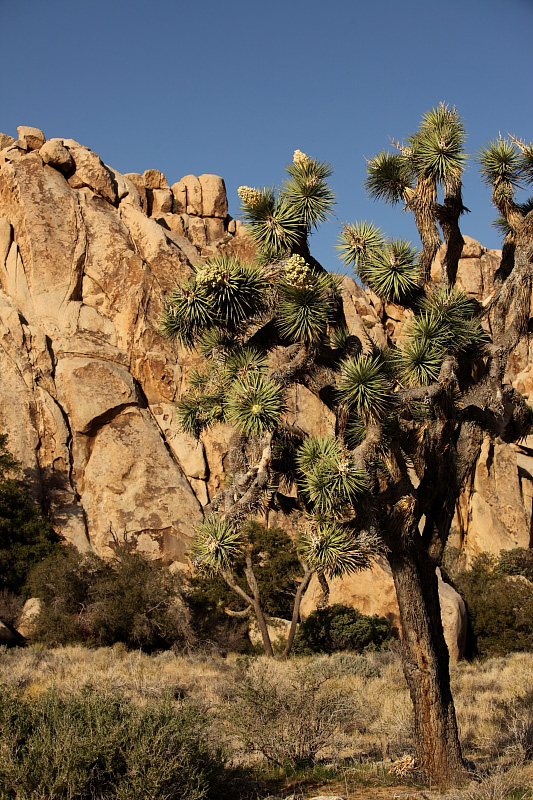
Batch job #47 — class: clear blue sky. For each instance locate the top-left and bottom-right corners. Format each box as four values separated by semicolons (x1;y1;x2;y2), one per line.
1;0;532;271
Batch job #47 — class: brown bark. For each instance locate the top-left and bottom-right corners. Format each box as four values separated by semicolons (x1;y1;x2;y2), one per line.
388;533;468;786
282;565;313;657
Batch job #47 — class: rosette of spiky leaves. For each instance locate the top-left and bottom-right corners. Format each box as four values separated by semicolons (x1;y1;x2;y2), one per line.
198;256;267;330
239;187;303;257
478;138;523;213
337;352;393;421
345;413;367;449
296;436;368;515
417;286;488;354
397;337;445;387
299;522;381;578
365;151;413;205
407;104;466;190
359;239;420;303
191;517;243;574
223;347;268;382
161;279;215;346
276;272;340;344
226;371;284;436
337;221;386;272
197;328;238;361
279;157;335;228
270;428;303;494
176;380;228;438
328;324;351;352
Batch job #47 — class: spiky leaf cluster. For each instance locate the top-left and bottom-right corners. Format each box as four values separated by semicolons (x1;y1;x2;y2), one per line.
191;517;243;573
337;221;386;271
225;371;284;437
407;105;466;190
279;155;335;228
296;436;368;515
161;256;266;346
396;287;487;387
276;271;340;343
365;152;411;205
337;352;393;421
238;152;334;259
361;240;420;303
299;522;381;578
478;138;523;211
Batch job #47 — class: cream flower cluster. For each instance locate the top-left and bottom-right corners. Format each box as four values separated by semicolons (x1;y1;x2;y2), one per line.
196;261;228;289
293;149;311;166
284;254;312;289
237;185;262;208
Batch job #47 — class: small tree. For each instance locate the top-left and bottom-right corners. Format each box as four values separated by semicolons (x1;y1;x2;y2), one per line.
162;109;533;785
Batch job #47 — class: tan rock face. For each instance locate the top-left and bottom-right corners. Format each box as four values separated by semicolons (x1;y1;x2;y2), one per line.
40;139;74;173
17;126;45;151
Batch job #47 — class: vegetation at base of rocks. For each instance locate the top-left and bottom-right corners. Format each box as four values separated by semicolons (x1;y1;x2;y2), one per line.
0;684;225;800
0;434;61;596
291;603;397;655
449;549;533;658
25;545;195;651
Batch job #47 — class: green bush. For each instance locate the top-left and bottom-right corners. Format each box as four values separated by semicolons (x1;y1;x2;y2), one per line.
27;545;195;651
454;550;533;657
0;685;224;800
293;603;396;654
187;522;302;651
0;435;60;596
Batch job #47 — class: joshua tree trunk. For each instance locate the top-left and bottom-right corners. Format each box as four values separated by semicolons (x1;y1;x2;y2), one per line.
388;531;468;786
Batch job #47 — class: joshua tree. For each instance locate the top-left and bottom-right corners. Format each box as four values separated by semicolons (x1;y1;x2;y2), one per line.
162;111;533;785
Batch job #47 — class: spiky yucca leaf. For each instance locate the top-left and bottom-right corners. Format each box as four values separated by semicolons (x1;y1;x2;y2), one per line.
276;273;338;343
224;347;268;381
337;353;392;420
161;280;215;345
478;139;522;187
328;323;351;351
337;221;387;271
299;522;381;578
176;396;205;439
226;372;283;436
360;240;420;303
280;157;335;227
297;436;368;514
240;187;303;255
478;139;523;210
418;287;488;353
191;517;243;573
197;328;238;360
397;338;445;387
365;151;412;205
200;256;266;329
345;414;366;449
296;436;340;474
408;104;466;187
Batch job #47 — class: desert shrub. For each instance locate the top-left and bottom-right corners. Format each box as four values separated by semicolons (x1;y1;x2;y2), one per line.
0;684;224;800
0;590;23;628
455;552;533;657
227;658;357;767
293;603;396;654
27;546;194;651
0;434;60;595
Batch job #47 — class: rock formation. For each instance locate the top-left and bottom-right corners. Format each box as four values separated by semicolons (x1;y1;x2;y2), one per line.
0;126;531;658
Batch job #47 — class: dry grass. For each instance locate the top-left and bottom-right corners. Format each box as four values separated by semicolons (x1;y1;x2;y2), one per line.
0;645;532;796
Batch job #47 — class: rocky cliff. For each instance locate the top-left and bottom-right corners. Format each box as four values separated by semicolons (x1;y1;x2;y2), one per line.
1;126;531;656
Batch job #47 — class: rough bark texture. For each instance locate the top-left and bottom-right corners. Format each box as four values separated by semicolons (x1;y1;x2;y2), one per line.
389;537;467;785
